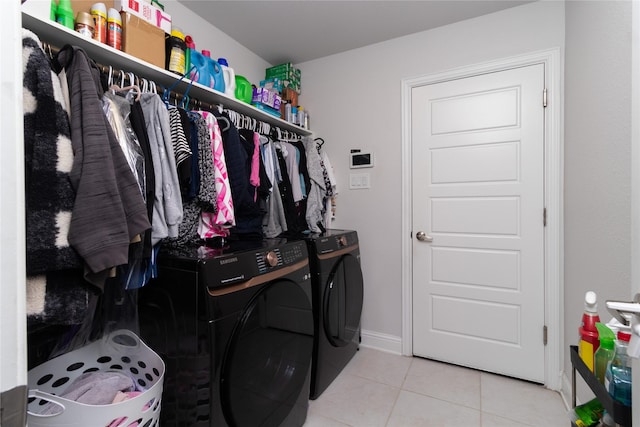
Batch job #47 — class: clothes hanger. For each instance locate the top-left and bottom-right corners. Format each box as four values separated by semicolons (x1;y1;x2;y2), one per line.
314;137;325;148
161;67;194;107
110;70;141;101
217;115;231;132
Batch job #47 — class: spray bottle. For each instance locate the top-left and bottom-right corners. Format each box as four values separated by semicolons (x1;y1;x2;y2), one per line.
604;327;632;407
578;291;600;372
594;322;615;384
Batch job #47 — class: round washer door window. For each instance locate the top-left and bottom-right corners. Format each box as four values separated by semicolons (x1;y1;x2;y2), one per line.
323;253;364;347
221;279;313;427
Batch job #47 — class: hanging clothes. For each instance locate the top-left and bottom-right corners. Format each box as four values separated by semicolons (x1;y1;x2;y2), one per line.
281;142;304;202
23;29;93;325
167;106;193;199
198;110;234;239
103;92;146;198
138;92;183;245
215;111;264;238
185;111;201;202
275;145;307;236
290;139;312;199
53;44;151;289
261;138;287;238
128;98;156;257
191;113;216;209
304;137;327;233
120;98;157;289
320;148;338;228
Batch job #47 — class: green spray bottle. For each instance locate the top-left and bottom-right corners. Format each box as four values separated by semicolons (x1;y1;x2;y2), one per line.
594;322;615;384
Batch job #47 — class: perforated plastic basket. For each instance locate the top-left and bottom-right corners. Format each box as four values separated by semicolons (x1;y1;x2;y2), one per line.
27;329;165;427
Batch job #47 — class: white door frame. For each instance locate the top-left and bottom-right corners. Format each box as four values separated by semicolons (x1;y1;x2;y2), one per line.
1;0;27;419
400;48;563;391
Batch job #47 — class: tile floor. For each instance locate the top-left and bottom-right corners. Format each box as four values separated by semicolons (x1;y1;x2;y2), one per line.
305;347;569;427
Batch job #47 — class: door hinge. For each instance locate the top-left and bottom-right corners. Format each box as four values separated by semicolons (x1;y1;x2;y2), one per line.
543;325;548;345
543;207;547;226
543;88;548;108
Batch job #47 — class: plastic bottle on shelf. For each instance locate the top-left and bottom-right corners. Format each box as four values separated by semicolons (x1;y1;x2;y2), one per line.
594;322;615;384
189;49;210;87
55;0;74;30
50;0;57;22
166;28;187;76
578;291;600;372
297;106;305;127
218;57;236;98
284;102;292;122
185;35;195;77
604;328;632;407
201;51;225;93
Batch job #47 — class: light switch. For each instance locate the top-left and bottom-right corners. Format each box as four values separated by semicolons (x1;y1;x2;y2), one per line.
349;173;370;189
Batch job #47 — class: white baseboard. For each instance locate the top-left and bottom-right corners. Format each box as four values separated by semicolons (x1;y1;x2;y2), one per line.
359;329;402;355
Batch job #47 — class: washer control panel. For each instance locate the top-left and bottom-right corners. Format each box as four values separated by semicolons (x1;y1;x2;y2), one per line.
256;241;307;274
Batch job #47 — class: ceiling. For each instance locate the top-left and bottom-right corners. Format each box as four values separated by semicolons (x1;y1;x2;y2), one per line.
177;0;535;64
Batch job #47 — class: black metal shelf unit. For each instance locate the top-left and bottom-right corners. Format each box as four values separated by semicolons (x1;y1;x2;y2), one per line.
570;345;632;427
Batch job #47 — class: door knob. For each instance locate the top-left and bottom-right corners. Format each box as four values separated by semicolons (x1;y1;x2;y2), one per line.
415;231;433;242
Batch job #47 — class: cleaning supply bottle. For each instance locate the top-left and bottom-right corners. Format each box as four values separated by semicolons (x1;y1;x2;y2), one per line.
50;0;57;22
594;322;615;384
189;49;211;87
218;58;236;98
578;291;600;372
185;35;195;78
604;328;632;407
202;51;225;93
55;0;74;30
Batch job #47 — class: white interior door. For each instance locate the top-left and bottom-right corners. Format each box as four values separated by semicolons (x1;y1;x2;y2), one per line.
411;64;546;382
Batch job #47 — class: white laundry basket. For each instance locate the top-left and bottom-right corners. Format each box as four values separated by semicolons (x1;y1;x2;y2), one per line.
27;329;165;427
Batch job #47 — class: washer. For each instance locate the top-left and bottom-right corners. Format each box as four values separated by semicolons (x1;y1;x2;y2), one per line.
303;229;364;400
138;238;313;427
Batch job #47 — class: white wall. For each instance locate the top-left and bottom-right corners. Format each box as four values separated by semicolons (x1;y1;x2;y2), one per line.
298;1;565;351
564;0;632;403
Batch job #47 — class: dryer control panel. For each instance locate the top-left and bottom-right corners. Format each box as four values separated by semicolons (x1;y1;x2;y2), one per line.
314;230;359;255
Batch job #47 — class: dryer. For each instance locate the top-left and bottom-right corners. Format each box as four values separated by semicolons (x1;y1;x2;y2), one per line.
138;238;313;426
303;229;364;400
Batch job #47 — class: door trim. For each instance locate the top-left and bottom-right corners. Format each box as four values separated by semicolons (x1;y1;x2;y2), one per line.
400;48;563;391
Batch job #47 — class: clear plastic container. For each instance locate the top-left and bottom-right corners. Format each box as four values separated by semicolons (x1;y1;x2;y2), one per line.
604;330;632;407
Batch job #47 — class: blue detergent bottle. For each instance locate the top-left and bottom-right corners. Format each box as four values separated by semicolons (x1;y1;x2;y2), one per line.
189;50;211;87
202;50;225;93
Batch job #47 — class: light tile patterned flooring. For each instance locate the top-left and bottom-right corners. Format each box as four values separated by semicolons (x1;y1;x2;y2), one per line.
305;347;569;427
